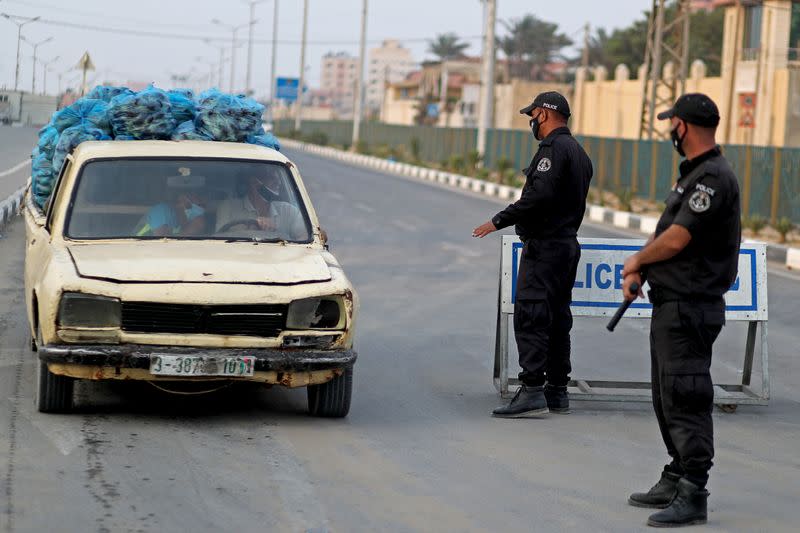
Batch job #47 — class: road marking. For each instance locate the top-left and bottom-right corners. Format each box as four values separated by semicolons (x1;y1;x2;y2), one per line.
441;241;483;258
0;160;29;179
354;202;375;213
390;219;417;231
16;397;83;456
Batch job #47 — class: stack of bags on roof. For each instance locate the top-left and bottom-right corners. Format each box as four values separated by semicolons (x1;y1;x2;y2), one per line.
31;85;279;208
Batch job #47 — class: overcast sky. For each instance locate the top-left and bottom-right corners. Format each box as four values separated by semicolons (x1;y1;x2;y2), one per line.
0;0;650;98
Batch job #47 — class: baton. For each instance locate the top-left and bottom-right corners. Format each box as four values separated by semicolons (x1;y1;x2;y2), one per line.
606;282;640;332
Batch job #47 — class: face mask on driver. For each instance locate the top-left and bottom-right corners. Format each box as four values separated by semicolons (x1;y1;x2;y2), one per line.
184;202;205;221
258;184;280;203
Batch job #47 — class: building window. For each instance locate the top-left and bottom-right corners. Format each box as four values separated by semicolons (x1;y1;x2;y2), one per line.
743;5;763;51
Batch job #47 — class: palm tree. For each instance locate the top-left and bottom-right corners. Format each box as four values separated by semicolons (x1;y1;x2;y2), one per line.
497;15;572;80
427;33;469;61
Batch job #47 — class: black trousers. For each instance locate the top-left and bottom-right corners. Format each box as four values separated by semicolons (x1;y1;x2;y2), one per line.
650;298;724;488
514;237;580;387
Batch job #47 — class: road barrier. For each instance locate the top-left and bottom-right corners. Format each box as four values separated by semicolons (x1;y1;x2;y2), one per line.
493;236;770;409
0;184;26;230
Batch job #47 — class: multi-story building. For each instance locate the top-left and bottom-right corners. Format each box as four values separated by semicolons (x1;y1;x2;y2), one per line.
366;40;417;117
320;51;359;118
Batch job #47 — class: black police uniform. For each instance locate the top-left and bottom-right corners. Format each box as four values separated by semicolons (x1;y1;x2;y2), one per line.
644;146;741;489
491;126;593;387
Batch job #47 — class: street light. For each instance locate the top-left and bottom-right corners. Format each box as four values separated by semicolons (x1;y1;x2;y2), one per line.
242;0;266;96
23;35;53;94
203;39;229;89
211;18;249;93
41;55;60;95
1;13;40;91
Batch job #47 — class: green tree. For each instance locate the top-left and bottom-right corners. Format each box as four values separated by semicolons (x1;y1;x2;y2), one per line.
497;15;573;80
427;33;470;61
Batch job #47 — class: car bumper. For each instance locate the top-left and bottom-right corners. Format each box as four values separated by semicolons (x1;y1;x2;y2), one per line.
38;344;357;387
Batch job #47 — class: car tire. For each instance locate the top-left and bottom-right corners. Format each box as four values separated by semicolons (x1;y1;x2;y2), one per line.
307;366;353;418
34;328;74;413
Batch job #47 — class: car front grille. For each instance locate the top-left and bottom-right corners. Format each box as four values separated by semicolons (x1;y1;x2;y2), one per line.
121;302;287;337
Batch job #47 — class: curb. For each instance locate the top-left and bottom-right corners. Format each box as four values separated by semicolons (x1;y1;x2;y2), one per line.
280;138;800;271
0;185;26;231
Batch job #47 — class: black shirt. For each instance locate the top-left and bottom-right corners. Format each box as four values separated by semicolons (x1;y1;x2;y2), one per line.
645;146;741;298
492;127;593;240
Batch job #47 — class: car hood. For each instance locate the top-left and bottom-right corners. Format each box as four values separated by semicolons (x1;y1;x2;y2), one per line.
66;241;332;284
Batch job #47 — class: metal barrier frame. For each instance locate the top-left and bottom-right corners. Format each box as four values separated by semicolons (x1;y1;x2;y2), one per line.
493;237;770;409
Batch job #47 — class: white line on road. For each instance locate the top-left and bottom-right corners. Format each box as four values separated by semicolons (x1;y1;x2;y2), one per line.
354;202;376;214
0;160;30;179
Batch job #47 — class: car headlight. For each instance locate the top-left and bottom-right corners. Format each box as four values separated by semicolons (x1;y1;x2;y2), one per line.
286;297;344;330
58;293;121;328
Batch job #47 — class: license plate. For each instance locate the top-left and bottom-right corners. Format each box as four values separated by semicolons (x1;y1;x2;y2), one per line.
149;355;255;377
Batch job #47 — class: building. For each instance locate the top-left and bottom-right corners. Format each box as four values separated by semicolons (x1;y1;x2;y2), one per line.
572;0;800;147
366;40;417;117
320;51;359;118
0;90;58;126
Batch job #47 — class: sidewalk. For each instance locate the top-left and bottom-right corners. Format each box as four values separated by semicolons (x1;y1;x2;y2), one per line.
280;138;800;270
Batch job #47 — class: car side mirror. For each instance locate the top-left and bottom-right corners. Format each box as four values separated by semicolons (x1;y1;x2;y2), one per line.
319;228;329;250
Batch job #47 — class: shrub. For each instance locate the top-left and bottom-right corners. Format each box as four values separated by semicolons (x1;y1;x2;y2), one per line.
495;157;513;175
409;136;421;162
355;140;370;155
617;187;633;212
743;214;767;236
448;154;465;173
774;216;795;243
502;168;519;186
466;150;481;171
307;130;328;146
475;167;490;180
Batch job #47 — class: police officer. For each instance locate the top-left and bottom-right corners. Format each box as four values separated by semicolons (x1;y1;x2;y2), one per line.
473;91;592;418
621;93;740;528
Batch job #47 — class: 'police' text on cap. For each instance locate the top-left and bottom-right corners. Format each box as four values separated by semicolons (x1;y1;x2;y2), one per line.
520;91;571;118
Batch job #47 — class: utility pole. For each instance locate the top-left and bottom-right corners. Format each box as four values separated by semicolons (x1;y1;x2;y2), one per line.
294;0;309;131
212;18;248;92
351;0;368;150
269;0;279;124
638;0;690;140
41;55;59;95
1;14;40;92
723;0;742;144
476;0;496;162
28;36;53;94
581;22;591;70
244;0;264;96
204;40;227;88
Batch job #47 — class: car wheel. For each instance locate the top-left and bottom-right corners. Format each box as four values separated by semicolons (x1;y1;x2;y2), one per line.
307;367;353;418
34;328;74;413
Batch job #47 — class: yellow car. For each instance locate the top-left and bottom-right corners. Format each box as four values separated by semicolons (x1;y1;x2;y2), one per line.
24;140;358;417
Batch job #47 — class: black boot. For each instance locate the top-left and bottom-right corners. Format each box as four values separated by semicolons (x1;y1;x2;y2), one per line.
544;384;570;413
492;385;548;418
646;478;708;528
628;470;682;508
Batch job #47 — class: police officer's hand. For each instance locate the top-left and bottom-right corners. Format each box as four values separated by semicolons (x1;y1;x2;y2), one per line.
622;272;644;301
472;221;497;238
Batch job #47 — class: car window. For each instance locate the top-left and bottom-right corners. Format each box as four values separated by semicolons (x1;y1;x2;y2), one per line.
64;158;312;242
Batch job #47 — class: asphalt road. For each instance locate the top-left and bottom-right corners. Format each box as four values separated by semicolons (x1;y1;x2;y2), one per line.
0;127;37;201
0;141;798;532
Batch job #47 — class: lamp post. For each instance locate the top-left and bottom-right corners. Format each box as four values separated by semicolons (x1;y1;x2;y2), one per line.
25;35;53;94
242;0;266;96
0;13;40;91
41;55;60;95
294;0;308;131
211;18;248;93
268;0;279;124
203;40;227;89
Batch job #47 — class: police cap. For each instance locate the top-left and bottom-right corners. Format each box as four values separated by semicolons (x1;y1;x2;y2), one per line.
519;91;571;118
657;93;720;128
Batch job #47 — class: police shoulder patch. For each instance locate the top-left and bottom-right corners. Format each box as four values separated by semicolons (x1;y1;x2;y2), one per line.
688;190;711;213
536;157;552;172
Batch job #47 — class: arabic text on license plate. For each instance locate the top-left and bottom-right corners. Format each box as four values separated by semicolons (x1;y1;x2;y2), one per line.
149;355;255;377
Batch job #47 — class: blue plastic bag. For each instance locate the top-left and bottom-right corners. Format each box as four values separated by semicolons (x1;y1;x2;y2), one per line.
246;132;280;151
36;126;59;159
194;89;265;142
50;98;111;133
167;89;196;124
108;86;176;140
31;152;55;207
171;120;213;141
52;124;111;175
87;85;134;103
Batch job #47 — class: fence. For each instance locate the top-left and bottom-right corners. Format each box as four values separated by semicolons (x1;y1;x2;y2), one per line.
274;120;800;224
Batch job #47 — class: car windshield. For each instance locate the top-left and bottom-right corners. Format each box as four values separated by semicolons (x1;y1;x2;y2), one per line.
65;158;313;243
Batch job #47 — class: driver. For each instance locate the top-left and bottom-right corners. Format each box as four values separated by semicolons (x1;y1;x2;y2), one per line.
215;169;307;240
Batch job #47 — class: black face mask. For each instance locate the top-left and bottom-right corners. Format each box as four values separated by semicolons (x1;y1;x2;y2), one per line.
530;114;542;140
257;184;280;203
671;121;687;157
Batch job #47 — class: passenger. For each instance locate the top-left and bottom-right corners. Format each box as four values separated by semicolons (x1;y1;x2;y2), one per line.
134;192;207;237
215;170;307;240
